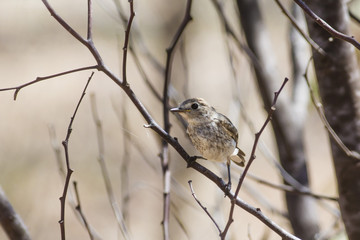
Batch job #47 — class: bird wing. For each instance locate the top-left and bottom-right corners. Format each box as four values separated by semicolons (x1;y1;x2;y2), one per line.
215;113;238;143
216;113;246;167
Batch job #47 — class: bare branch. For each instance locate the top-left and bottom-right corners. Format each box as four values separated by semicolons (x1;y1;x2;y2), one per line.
0;186;31;240
293;0;360;50
0;65;98;100
122;0;135;86
234;196;301;240
246;172;338;201
188;180;221;235
304;58;360;161
87;0;92;40
59;72;94;240
274;0;325;55
73;182;94;240
49;126;102;240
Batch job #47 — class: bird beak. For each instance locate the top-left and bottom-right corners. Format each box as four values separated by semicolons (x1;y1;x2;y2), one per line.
170;107;186;113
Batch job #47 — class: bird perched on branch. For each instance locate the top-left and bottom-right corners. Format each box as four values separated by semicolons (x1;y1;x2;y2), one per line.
170;98;246;189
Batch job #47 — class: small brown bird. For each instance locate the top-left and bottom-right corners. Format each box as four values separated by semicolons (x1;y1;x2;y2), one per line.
170;98;246;188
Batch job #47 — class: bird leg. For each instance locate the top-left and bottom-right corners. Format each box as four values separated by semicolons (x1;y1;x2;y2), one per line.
225;161;232;192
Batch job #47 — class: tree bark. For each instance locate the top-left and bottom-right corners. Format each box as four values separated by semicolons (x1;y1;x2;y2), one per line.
304;0;360;239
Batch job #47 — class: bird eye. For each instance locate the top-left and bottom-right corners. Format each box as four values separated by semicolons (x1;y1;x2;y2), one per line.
191;103;198;110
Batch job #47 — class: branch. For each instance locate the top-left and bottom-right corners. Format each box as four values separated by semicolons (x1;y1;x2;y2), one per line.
161;1;192;239
246;172;338;201
90;94;130;239
122;0;135;86
188;180;221;235
303;58;360;161
87;0;93;40
0;65;98;100
274;0;325;56
293;0;360;50
234;196;301;240
0;186;31;240
59;72;94;240
49;126;102;240
73;182;94;240
221;78;288;239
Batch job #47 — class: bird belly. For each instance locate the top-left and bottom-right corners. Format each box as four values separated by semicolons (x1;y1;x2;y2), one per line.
187;123;236;162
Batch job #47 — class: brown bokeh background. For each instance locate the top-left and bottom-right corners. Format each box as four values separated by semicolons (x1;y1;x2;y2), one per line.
0;0;351;239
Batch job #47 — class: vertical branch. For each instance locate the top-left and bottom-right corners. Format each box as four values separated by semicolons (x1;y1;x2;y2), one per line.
59;72;94;240
161;1;192;239
49;126;102;240
122;0;135;86
87;0;92;40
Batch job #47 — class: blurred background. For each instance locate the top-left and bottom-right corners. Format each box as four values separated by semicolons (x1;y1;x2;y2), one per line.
1;0;359;239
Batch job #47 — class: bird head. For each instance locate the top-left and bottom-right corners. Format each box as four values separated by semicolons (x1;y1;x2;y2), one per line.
170;98;215;122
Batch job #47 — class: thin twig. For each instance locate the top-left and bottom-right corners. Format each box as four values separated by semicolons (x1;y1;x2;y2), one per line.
73;181;94;240
122;0;135;86
221;78;288;239
49;126;102;240
246;172;338;201
59;72;94;240
87;0;92;40
188;180;221;235
293;0;360;50
211;0;263;72
349;9;360;25
274;0;325;56
0;65;98;100
303;57;360;161
90;94;130;240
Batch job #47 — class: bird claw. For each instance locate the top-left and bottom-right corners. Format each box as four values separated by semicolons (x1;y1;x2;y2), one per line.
187;155;205;168
187;156;197;168
224;181;231;194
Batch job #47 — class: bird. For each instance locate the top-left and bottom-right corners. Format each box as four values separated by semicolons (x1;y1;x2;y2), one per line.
170;98;246;189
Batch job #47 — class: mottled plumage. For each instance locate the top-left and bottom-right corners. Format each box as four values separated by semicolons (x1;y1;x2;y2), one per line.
170;98;246;188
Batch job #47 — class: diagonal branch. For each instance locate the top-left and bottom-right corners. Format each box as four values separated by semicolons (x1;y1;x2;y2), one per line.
303;58;360;161
73;181;94;240
274;0;325;55
0;186;31;240
188;180;221;235
293;0;360;50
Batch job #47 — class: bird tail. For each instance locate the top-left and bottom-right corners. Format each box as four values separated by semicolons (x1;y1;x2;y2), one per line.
229;147;246;167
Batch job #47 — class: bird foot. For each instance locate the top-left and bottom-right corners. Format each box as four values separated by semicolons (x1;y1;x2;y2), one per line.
225;181;231;194
187;155;205;168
